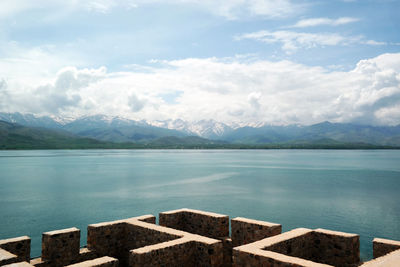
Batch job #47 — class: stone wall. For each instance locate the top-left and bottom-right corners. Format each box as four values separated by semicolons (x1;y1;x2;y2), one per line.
372;237;400;259
124;221;180;250
159;208;229;239
159;208;230;266
360;248;400;266
193;240;224;267
2;262;34;267
311;229;359;266
87;217;177;266
42;228;81;266
233;249;332;267
87;221;126;260
0;248;19;266
233;228;360;267
66;256;118;267
263;228;315;260
0;236;31;262
88;214;224;267
231;217;281;247
129;238;195;267
0;209;400;267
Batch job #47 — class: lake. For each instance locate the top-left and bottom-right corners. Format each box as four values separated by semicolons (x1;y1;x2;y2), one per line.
0;149;399;260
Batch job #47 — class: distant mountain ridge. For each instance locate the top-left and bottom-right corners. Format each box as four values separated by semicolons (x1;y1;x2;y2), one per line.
151;119;234;139
0;120;108;149
1;112;400;146
221;121;400;146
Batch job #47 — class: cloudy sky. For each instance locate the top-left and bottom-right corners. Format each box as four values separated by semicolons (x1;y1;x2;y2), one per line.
0;0;399;126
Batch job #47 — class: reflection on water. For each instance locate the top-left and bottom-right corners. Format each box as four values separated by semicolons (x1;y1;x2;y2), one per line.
0;149;399;260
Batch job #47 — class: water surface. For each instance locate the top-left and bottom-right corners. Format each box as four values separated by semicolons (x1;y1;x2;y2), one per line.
0;149;399;260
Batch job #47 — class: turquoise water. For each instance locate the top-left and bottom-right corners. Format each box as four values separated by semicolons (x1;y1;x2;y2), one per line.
0;149;399;260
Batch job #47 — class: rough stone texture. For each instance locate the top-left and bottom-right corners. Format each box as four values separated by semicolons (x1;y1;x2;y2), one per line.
264;228;315;260
77;248;99;263
159;208;229;239
130;235;224;267
41;227;80;266
126;220;223;267
1;209;400;267
193;239;224;267
124;221;180;250
0;248;18;266
88;215;223;267
129;238;195;267
66;256;118;267
29;258;46;267
231;217;281;247
159;208;231;266
2;262;35;267
233;249;332;267
221;237;232;267
0;237;31;262
133;215;156;224
233;228;360;267
312;229;359;266
87;217;179;266
372;238;400;259
361;248;400;267
87;221;127;263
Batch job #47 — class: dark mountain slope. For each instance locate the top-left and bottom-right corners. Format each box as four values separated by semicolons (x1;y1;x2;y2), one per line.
62;115;188;143
0;121;109;149
222;122;400;146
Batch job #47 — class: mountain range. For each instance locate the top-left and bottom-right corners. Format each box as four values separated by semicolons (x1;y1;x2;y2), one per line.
1;112;400;147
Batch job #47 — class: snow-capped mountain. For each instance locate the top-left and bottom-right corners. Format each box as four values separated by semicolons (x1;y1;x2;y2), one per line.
62;114;149;132
0;112;186;143
151;119;234;139
2;112;400;146
0;112;63;129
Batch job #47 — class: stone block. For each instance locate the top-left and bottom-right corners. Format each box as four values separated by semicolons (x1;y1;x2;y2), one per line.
0;248;18;266
160;208;229;239
372;238;400;259
232;248;332;267
41;227;80;266
2;262;35;267
4;209;400;267
221;237;232;267
360;248;400;267
29;257;47;267
0;236;31;262
193;239;224;267
87;221;126;259
129;238;195;267
134;215;156;224
66;256;118;267
231;217;281;247
233;227;360;267
77;248;99;262
312;229;359;266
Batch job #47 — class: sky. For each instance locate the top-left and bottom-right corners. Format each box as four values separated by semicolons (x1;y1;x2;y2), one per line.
0;0;399;126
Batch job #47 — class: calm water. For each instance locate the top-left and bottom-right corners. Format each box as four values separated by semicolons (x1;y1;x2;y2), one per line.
0;149;399;260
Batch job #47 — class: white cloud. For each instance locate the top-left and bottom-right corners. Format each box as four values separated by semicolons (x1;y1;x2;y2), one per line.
248;91;262;109
0;41;85;83
364;40;386;46
1;66;106;115
1;53;400;126
0;0;302;20
128;93;146;112
291;17;359;28
0;78;8;110
242;0;302;18
128;0;304;19
236;30;385;53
